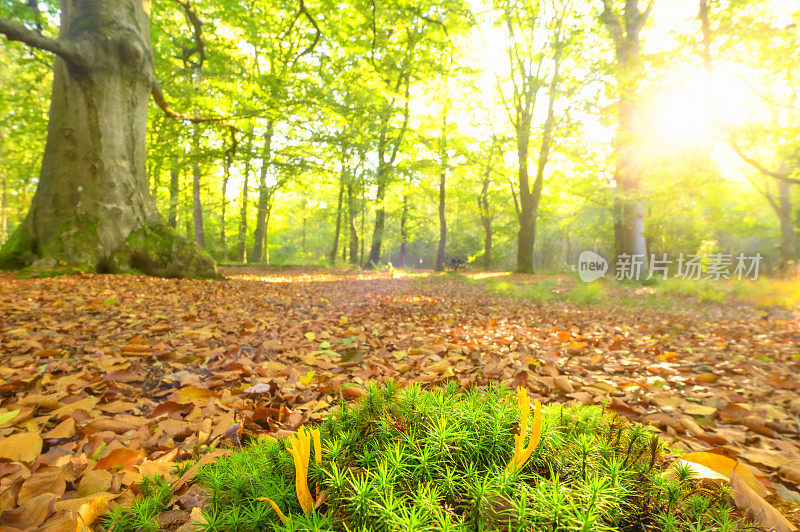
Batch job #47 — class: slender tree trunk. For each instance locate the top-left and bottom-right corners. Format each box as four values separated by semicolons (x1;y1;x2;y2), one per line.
264;202;271;265
435;170;447;271
184;176;193;240
348;182;359;266
0;175;7;243
360;183;365;265
192;130;205;249
368;180;386;266
516;117;535;273
368;79;411;266
601;1;652;279
237;129;253;262
168;166;179;229
478;179;492;269
528;63;560;263
329;167;345;264
398;195;409;267
0;1;216;278
777;178;797;265
301;194;307;254
251;120;274;262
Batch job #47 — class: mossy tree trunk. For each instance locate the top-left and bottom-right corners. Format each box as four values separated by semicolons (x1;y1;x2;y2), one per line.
0;1;218;278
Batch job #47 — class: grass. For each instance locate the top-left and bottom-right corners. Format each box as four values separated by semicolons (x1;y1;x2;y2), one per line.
107;383;753;531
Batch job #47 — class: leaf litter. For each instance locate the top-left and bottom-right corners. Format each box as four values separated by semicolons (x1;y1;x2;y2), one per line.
0;268;798;528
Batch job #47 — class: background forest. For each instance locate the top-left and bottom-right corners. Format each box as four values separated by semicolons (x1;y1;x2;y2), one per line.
0;0;798;273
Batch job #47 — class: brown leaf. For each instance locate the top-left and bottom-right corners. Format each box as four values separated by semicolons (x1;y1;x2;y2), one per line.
731;468;797;532
17;467;66;504
94;448;143;471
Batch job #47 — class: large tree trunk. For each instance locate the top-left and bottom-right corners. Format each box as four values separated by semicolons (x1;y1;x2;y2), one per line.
0;1;217;278
251;121;274;263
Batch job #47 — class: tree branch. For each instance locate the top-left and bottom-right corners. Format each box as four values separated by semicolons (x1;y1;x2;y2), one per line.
151;82;247;128
727;135;800;184
173;0;205;69
294;0;322;62
0;17;87;67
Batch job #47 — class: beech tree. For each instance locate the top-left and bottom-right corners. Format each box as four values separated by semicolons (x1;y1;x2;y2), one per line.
0;0;219;277
599;0;654;277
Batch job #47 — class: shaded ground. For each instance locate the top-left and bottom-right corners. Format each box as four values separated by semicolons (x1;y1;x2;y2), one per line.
0;268;799;529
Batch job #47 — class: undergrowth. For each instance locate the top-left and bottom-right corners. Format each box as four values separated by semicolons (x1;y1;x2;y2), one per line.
107;382;751;531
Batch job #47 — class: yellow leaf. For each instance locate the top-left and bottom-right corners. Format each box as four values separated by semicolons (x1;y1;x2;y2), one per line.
681;452;767;497
75;493;110;532
299;371;316;386
0;409;20;425
0;431;42;462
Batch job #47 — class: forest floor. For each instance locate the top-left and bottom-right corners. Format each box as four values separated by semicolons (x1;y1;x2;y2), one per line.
0;267;799;529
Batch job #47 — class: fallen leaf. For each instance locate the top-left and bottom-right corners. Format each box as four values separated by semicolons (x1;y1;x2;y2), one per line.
17;467;66;504
44;417;76;439
681;452;767;497
95;448;143;471
731;467;796;532
0;431;43;462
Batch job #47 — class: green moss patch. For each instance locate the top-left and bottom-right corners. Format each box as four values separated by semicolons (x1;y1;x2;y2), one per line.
109;383;752;531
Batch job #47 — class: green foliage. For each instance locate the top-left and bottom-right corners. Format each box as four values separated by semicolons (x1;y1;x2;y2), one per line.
182;383;750;531
101;475;172;532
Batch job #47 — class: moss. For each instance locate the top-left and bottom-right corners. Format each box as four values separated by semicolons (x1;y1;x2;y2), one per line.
0;224;36;270
119;223;221;280
107;384;757;532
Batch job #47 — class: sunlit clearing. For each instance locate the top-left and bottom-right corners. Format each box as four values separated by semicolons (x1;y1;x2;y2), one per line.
647;66;750;147
464;272;511;280
226;272;409;283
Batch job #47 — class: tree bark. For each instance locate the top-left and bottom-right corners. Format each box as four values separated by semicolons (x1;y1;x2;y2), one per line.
0;175;7;244
168;166;180;229
398;195;409;267
329;165;345;264
0;2;217;278
600;0;653;278
435;110;448;272
219;129;237;258
478;178;492;269
348;182;359;266
367;76;411;267
192;141;206;249
251;121;274;263
237;128;253;262
777;178;797;265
